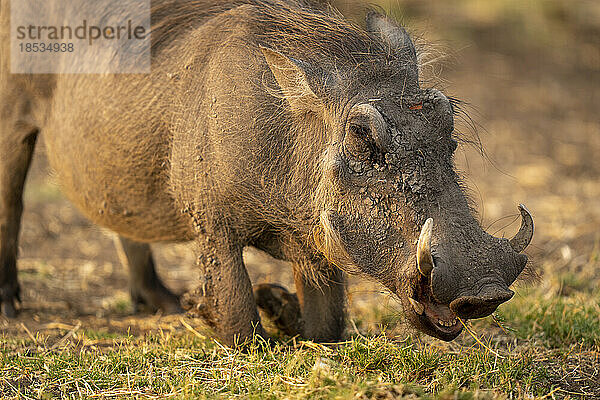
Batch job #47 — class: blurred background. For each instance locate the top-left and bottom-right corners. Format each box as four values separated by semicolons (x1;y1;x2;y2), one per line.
2;0;598;341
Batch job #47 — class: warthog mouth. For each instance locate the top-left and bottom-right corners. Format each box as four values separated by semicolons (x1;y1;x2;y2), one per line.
408;273;463;341
406;205;533;341
406;218;462;340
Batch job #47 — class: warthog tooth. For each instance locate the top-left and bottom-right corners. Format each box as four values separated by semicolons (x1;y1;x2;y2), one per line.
417;218;435;276
509;204;534;253
437;319;455;327
408;298;424;315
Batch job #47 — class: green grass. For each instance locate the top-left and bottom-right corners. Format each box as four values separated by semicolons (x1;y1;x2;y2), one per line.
5;285;598;399
498;289;600;348
0;331;550;399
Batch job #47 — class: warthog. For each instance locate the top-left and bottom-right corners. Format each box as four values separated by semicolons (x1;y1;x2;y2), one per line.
0;0;533;346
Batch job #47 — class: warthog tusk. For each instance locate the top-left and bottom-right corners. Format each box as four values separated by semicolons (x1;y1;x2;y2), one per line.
509;204;534;253
417;218;435;276
408;297;424;315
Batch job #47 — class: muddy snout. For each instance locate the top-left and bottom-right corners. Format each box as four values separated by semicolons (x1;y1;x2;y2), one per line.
449;286;514;319
429;252;525;320
414;205;533;322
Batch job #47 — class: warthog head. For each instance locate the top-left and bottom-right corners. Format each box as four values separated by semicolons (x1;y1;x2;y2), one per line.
262;10;533;340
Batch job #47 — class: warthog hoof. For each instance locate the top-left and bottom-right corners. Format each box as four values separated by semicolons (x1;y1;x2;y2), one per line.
254;283;303;337
0;282;21;318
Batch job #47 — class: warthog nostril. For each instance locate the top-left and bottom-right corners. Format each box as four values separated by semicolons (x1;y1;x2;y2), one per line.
449;289;514;320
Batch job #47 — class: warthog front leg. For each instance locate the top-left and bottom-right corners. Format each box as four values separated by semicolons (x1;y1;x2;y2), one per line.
0;119;38;317
113;235;182;314
183;236;266;347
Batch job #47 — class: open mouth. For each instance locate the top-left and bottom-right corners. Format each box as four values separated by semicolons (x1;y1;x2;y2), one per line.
408;274;463;340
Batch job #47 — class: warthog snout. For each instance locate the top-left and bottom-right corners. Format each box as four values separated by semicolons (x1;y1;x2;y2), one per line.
404;205;533;340
449;287;514;320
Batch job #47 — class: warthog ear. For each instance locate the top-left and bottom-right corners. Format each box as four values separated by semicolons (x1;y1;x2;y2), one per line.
366;11;417;66
261;47;324;116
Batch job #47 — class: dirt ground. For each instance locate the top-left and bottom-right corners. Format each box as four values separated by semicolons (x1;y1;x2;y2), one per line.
1;0;599;373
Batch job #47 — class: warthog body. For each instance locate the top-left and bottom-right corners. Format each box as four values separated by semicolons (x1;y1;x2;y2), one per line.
0;0;532;345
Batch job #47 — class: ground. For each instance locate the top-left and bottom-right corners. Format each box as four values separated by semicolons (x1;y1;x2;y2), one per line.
1;1;599;398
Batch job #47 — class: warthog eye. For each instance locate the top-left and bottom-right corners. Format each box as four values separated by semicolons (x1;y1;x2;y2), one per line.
409;101;423;110
344;123;375;161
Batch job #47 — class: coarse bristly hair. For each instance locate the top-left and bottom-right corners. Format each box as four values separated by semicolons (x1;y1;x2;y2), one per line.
152;0;403;67
153;0;527;289
152;0;409;282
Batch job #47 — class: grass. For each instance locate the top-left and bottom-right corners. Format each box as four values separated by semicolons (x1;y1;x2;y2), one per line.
498;289;600;348
2;286;598;399
0;333;546;399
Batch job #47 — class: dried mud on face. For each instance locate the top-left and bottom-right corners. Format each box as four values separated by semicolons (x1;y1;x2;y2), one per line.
2;1;599;398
